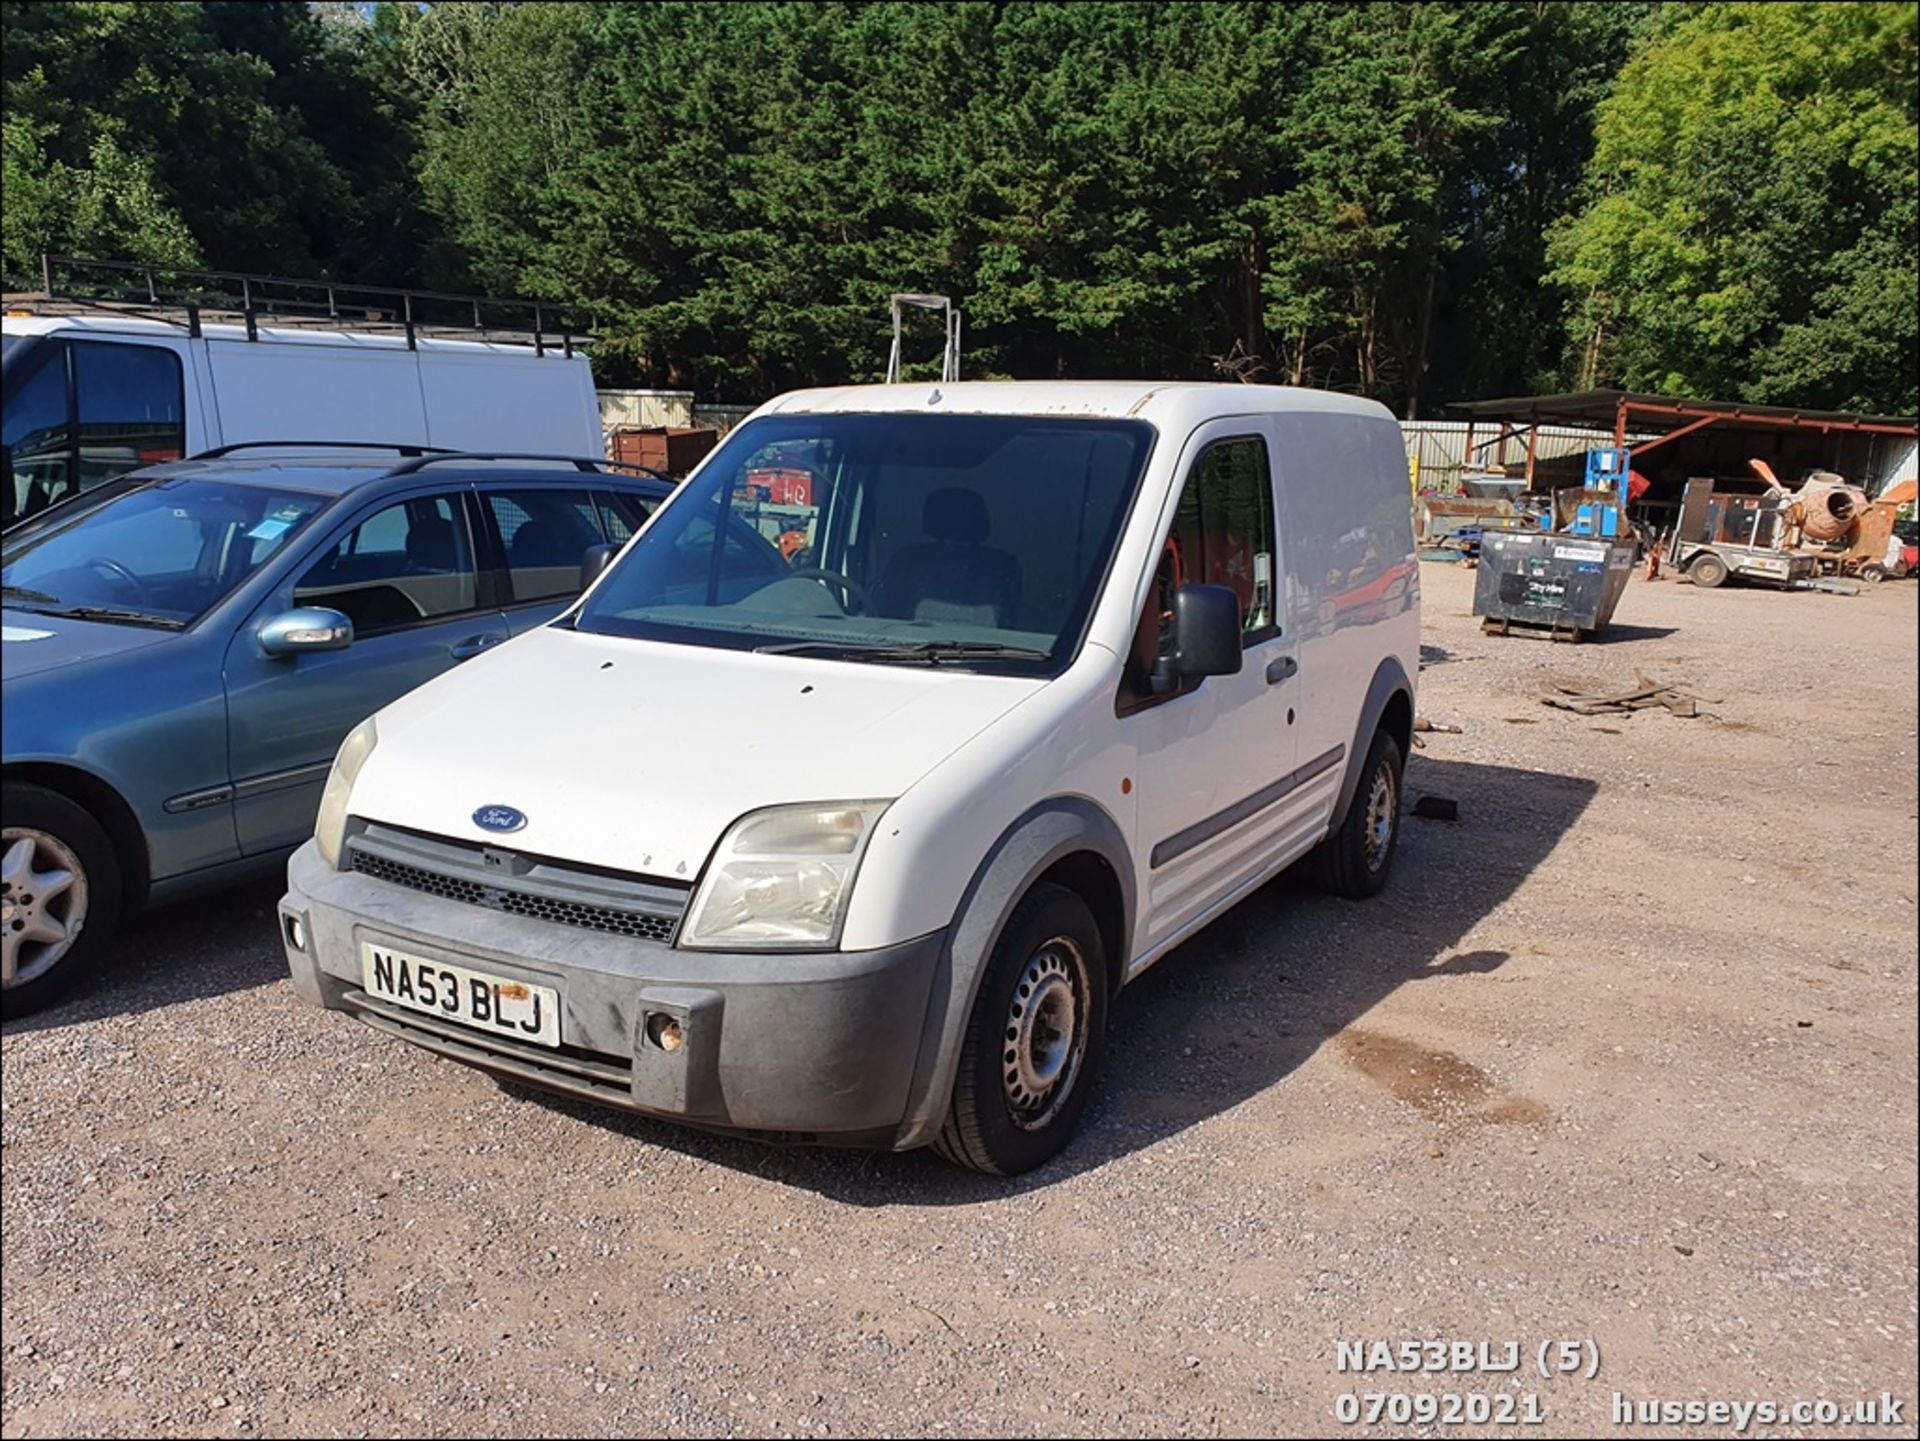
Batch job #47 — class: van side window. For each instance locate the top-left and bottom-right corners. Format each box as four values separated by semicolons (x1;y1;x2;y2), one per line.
294;494;479;636
2;342;71;523
72;342;185;490
1157;437;1277;654
486;488;606;604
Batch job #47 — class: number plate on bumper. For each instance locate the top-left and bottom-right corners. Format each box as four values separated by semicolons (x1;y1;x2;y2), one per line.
360;941;561;1049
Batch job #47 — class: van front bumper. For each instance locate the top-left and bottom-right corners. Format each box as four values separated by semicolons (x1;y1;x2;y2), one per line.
278;840;943;1144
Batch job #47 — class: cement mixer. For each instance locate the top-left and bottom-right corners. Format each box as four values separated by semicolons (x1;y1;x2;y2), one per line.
1749;461;1907;581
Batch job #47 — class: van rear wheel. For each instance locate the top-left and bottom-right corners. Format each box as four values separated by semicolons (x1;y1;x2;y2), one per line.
1305;730;1405;900
935;883;1107;1176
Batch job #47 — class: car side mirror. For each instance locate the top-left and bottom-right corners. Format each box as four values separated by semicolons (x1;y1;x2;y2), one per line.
581;543;617;590
258;607;354;657
1152;584;1242;692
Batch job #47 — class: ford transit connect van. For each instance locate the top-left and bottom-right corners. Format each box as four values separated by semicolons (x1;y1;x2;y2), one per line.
279;382;1419;1174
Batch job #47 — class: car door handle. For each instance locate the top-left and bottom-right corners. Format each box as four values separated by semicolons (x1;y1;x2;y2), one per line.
450;634;503;661
1265;656;1298;685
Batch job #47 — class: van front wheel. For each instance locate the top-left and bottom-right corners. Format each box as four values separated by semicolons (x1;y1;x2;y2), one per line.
935;883;1108;1176
1306;730;1405;899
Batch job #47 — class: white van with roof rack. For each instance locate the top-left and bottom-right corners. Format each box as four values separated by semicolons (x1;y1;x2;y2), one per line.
2;256;601;524
279;379;1420;1175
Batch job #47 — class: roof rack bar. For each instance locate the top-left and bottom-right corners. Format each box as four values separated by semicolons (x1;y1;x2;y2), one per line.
382;452;668;479
191;441;459;460
23;254;595;351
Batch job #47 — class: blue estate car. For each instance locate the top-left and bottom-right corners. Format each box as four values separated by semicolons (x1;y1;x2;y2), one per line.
1;444;672;1015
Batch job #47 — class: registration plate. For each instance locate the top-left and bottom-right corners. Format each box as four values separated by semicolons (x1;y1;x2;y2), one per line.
360;941;561;1049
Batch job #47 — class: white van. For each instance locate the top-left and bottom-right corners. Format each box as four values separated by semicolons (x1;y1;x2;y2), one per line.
279;381;1420;1174
1;313;601;524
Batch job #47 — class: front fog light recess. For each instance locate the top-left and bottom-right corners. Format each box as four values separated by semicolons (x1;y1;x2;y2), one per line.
314;716;378;869
680;800;890;950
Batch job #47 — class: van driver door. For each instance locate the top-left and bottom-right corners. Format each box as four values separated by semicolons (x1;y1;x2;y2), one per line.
1120;420;1313;964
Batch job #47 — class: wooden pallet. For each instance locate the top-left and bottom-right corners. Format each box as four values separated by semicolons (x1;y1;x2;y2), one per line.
1481;616;1585;643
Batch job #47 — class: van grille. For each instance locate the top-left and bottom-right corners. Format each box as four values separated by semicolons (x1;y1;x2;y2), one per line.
344;823;687;944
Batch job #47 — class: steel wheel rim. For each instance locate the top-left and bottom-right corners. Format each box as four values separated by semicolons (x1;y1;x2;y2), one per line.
1363;764;1397;872
1002;936;1090;1131
2;828;89;989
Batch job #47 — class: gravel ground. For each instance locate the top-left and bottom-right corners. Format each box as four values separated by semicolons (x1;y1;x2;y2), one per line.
4;562;1915;1439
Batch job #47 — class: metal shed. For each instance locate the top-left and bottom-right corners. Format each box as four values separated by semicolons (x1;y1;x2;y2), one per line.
1448;390;1919;513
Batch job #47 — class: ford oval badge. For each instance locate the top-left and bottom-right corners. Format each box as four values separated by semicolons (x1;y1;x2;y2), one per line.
472;804;527;835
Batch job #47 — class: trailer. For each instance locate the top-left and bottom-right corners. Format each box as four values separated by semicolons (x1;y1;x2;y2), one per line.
1669;539;1817;589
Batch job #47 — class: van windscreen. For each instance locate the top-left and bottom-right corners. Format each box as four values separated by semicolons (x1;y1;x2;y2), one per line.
571;413;1155;673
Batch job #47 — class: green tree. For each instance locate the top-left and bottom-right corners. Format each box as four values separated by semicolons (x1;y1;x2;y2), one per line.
1549;1;1918;412
1;0;428;286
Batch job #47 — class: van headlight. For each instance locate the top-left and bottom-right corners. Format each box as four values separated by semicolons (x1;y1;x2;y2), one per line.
680;801;890;951
314;717;378;869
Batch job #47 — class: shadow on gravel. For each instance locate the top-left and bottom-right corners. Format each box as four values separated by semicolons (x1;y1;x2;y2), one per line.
509;756;1598;1203
1580;622;1678;644
1;877;287;1036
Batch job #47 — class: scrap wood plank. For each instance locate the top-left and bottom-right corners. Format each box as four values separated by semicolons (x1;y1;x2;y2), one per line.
1539;671;1712;718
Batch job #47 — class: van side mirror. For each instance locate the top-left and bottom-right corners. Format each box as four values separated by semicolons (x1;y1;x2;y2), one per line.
1152;584;1242;692
580;543;617;590
259;607;354;657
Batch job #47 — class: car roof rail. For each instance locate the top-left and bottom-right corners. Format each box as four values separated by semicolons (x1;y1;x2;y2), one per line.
191;441;459;460
382;452;674;482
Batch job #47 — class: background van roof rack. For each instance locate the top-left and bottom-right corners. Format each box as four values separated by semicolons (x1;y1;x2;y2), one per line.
5;254;595;356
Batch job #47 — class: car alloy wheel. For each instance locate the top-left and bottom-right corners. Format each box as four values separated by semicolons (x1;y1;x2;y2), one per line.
1;828;90;989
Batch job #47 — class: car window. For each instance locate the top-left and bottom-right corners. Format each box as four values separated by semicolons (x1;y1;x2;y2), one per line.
486;488;606;604
2;477;326;627
597;490;660;543
1156;437;1277;655
294;493;478;636
72;341;185;492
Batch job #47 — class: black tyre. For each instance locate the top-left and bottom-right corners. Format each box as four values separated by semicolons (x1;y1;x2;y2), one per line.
1689;553;1730;589
1306;729;1406;900
1858;564;1887;584
1;782;122;1019
935;882;1107;1176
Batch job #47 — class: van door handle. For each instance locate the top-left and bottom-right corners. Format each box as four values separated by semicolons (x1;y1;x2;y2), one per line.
450;634;503;661
1265;656;1298;685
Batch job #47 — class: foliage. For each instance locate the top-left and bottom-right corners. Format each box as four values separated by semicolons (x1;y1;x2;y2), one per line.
3;1;1914;416
1549;2;1919;412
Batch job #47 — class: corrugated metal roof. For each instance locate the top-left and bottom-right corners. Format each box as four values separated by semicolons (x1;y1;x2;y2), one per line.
1450;389;1916;435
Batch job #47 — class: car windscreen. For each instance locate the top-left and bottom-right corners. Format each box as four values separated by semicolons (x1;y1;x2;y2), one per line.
570;412;1155;674
2;476;329;629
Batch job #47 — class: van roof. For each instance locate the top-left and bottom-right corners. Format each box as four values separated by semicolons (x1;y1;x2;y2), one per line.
1;313;586;361
761;380;1395;426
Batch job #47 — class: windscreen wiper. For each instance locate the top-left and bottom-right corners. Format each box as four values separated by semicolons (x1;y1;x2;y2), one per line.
756;638;1050;665
2;584;61;605
40;605;185;631
754;638;888;657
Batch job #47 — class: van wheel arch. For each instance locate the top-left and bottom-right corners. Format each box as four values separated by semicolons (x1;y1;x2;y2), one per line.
1035;849;1128;998
892;799;1135;1151
2;763;150;910
1330;658;1415;823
